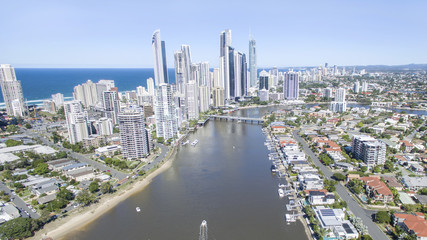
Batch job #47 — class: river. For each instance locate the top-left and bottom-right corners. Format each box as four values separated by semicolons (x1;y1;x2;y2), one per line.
66;106;308;240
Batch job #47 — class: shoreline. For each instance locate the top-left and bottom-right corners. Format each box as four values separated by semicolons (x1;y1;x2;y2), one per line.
31;145;178;240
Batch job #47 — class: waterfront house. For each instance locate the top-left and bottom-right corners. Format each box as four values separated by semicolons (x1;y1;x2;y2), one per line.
307;190;335;205
313;206;359;239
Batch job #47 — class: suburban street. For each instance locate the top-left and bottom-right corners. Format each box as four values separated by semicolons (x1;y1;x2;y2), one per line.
292;130;389;240
0;182;40;219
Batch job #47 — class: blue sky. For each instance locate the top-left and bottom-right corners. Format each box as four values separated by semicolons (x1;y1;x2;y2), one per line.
1;0;426;68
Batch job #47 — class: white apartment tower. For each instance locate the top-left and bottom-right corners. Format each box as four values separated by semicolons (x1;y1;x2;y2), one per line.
73;80;98;108
199;85;210;113
283;72;299;100
353;81;360;93
103;91;120;124
186;81;199;120
352;135;386;168
0;64;27;117
212;87;224;107
118;110;150;159
155;84;178;140
64;100;89;144
330;88;347;112
51;93;64;111
152;30;169;86
146;77;155;96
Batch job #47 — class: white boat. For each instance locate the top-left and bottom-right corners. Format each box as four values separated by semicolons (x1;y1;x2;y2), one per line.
278;183;286;188
191;139;199;146
136;207;141;212
278;188;285;198
182;140;189;145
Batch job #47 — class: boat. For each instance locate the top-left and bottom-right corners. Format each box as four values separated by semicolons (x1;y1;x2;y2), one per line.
278;183;286;188
181;140;189;146
191;139;199;146
278;188;285;198
136;207;141;212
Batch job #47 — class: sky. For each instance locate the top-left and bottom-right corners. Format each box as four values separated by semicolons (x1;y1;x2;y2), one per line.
1;0;427;68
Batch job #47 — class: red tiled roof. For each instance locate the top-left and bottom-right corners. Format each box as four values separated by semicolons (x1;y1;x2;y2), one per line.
360;177;393;196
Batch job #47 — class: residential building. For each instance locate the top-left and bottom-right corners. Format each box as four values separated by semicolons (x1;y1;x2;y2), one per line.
174;45;192;94
351;135;386;168
259;70;269;90
51;93;64;111
152;30;169;86
392;213;427;239
199;85;210;113
0;64;27;117
103;90;120;124
402;176;427;191
73;80;98;108
220;29;232;98
228;47;247;100
313;206;359;239
353;81;360;93
249;36;257;88
155;83;178;140
186;81;199;120
259;89;269;102
330;88;347;113
64;100;89;144
212;87;224;107
118;110;150;159
360;176;393;203
283;72;299;100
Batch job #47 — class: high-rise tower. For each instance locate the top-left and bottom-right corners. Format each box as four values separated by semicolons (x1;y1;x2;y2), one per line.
249;36;257;88
155;83;178;140
152;30;169;86
219;30;232;98
283;72;299;100
0;64;27;117
118;110;150;159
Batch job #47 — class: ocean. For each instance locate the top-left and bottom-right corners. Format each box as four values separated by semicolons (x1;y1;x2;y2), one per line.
1;68;176;106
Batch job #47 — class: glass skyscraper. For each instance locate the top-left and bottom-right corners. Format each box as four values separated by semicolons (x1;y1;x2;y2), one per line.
249;37;257;88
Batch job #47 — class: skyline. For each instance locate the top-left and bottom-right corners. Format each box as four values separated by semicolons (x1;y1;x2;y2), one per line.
1;0;427;68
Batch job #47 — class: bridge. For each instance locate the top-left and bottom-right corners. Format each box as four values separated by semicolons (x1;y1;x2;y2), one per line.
209;115;265;124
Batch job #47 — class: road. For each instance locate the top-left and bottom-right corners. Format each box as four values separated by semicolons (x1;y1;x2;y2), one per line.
406;119;425;141
22;128;128;180
137;143;170;173
0;182;40;219
292;130;389;240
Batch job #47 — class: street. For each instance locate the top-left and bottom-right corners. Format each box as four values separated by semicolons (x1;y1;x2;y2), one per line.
0;182;40;219
292;130;389;240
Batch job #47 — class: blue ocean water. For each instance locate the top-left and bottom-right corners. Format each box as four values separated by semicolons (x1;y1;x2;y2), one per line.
3;68;176;104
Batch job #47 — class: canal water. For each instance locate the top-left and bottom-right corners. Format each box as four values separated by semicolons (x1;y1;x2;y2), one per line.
66;107;308;240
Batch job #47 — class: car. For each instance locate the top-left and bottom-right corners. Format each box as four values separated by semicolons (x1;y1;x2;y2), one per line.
31;209;36;213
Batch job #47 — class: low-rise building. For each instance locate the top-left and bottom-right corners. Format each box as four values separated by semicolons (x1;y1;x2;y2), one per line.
360;176;393;203
392;213;427;239
0;204;20;224
313;206;359;239
95;145;121;157
402;176;427;191
307;190;335;205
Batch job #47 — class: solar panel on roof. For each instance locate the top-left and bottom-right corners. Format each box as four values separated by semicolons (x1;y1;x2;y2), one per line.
320;209;335;216
343;223;354;234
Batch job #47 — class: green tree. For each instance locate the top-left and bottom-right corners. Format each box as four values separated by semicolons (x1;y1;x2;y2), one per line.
5;139;23;147
360;166;368;172
333;173;346;181
24;123;32;129
34;163;49;175
76;190;96;206
89;181;99;193
56;188;74;201
157;137;164;144
100;182;113;194
375;211;391;223
0;217;40;239
6;124;19;133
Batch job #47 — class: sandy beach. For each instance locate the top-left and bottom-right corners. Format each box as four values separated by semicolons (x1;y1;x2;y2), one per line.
31;150;176;240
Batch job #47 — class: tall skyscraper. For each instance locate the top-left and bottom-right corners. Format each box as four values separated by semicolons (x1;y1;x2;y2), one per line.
198;86;210;113
51;93;64;111
96;80;115;106
249;36;257;88
212;68;220;88
212;87;224;107
0;64;27;117
185;81;199;120
228;47;247;99
152;30;169;86
155;83;178;140
73;80;98;108
353;81;360;93
330;88;347;112
64;100;89;144
118;110;150;159
103;91;120;124
174;45;192;94
361;81;368;92
283;72;299;100
219;30;232;98
259;70;269;90
147;78;155;96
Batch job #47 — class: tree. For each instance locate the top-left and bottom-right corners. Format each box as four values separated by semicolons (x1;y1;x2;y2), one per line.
333;173;346;181
89;181;99;193
34;163;49;175
100;182;113;194
157;137;164;144
76;190;96;206
0;217;40;239
5;139;23;147
56;188;74;201
375;211;391;223
24;123;32;129
360;166;368;172
6;124;19;133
